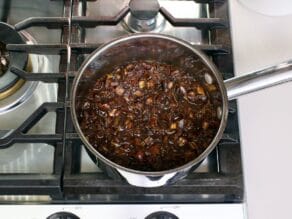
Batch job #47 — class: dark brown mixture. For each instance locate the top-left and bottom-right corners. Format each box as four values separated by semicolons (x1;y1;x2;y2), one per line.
78;60;222;171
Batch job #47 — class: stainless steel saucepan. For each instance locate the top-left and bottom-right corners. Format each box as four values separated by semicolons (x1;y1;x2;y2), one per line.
71;34;292;187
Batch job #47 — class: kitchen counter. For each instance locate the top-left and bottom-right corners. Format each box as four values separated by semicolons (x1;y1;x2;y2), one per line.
229;1;292;219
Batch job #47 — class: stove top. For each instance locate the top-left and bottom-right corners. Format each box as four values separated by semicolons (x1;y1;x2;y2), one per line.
0;0;243;207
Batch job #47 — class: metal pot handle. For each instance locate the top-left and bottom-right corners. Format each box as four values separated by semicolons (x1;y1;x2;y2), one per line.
224;59;292;100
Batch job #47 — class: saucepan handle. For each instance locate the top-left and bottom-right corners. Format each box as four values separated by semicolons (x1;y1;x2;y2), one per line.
224;60;292;100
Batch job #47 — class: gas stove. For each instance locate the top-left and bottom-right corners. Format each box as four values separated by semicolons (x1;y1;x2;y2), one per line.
0;0;244;218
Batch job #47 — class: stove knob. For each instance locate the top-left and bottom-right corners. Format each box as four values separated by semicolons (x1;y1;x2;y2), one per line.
47;211;80;219
145;211;179;219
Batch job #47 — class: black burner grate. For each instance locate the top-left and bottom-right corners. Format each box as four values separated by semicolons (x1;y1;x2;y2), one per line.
0;0;243;203
63;0;243;204
0;0;71;200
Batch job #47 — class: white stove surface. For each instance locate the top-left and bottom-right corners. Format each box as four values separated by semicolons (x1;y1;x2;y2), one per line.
0;204;245;219
229;1;292;219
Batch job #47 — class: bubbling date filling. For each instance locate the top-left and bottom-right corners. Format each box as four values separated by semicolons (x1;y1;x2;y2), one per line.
78;60;222;171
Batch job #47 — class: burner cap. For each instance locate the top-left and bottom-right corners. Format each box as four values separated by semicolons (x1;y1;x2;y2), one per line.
0;22;27;96
129;0;160;20
123;0;165;33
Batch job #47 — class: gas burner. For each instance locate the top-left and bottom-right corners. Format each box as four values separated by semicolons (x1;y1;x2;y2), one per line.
0;32;56;172
0;26;42;113
123;0;166;33
0;22;28;100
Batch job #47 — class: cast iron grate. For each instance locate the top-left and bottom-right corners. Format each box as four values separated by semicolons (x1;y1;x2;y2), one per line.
0;0;72;200
0;0;243;203
63;0;243;203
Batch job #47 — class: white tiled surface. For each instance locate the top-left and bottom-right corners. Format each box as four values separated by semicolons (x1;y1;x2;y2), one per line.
229;1;292;219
